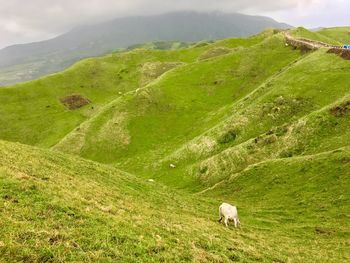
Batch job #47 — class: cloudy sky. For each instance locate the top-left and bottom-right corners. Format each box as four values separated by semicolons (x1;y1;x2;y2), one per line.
0;0;349;49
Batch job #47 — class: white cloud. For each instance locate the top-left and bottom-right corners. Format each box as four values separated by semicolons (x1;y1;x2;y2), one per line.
267;0;350;28
0;0;348;49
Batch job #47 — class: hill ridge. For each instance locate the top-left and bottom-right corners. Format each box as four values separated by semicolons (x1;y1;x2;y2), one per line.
175;82;350;186
52;60;187;152
197;144;350;195
158;48;310;164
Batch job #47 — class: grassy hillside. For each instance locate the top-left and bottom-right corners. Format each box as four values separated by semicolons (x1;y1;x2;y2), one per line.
2;28;349;185
0;32;269;149
205;146;350;262
53;33;301;171
317;27;350;44
51;30;350;190
290;27;342;45
1;140;349;262
158;48;350;187
1;140;237;262
0;27;350;261
0;45;211;147
0;41;189;86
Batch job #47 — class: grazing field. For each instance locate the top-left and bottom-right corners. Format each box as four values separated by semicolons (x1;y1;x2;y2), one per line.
1;141;349;262
0;27;349;262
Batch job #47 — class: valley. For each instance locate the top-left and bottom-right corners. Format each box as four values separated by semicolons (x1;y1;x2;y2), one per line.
0;27;349;262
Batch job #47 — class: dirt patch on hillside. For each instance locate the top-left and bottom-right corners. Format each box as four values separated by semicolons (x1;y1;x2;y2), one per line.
60;94;91;110
327;48;350;60
330;101;350;117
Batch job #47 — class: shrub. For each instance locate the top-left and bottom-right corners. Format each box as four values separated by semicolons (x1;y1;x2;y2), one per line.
218;129;237;144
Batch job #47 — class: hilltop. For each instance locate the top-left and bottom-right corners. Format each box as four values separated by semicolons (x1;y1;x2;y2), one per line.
0;27;349;261
292;26;350;45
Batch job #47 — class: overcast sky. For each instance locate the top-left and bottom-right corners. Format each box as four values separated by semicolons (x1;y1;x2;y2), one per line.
0;0;349;49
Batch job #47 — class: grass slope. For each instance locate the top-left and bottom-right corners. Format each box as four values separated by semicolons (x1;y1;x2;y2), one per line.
205;146;350;262
158;48;350;187
0;32;266;149
1;140;349;262
0;46;209;147
0;140;237;262
290;27;342;45
54;33;301;173
51;29;350;191
0;27;350;261
317;27;350;44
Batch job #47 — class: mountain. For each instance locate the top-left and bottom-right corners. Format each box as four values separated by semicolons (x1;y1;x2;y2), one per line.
0;28;349;261
0;11;290;86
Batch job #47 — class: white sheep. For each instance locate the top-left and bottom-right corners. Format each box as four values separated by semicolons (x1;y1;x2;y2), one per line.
218;203;240;227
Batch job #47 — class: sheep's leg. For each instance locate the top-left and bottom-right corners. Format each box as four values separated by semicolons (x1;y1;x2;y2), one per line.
234;218;237;228
218;216;223;223
224;217;228;227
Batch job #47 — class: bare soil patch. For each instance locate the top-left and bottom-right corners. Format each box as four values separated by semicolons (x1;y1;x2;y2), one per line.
60;94;91;110
327;48;350;60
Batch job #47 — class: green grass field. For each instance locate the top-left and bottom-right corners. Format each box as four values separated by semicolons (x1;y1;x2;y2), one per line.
0;27;349;262
317;27;350;44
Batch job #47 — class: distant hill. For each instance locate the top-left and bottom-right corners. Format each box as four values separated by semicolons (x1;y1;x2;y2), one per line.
0;11;290;86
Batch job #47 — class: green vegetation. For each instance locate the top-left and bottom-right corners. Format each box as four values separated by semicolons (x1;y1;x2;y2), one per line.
0;27;349;261
290;26;350;47
127;41;191;51
317;27;350;44
54;32;302;173
0;46;208;147
290;27;342;45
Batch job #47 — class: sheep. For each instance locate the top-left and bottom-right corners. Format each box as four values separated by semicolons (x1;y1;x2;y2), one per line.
218;203;240;228
169;163;176;168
